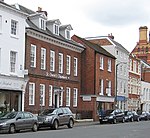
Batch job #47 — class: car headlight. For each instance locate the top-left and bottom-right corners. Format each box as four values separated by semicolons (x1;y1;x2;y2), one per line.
0;122;7;126
45;116;53;122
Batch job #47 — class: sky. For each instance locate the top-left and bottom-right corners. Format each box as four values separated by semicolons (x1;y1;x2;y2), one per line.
4;0;150;52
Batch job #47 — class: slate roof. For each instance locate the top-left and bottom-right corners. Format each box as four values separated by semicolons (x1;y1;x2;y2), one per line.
74;35;116;59
26;19;85;49
11;4;35;14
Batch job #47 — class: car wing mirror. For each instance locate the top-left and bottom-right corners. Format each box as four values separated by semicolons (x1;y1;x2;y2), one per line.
16;117;21;120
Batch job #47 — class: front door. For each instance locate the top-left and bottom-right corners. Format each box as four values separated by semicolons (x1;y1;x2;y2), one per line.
54;94;59;108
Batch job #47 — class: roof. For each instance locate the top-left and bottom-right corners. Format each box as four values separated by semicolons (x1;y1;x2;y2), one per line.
86;36;129;54
0;1;29;16
11;3;35;14
26;19;85;49
73;35;116;59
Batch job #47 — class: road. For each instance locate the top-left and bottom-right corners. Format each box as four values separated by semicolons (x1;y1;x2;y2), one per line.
1;121;150;138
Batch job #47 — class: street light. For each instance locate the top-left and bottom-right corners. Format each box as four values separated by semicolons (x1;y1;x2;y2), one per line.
115;62;127;108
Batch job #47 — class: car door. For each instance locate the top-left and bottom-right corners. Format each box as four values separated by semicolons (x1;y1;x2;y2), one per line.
24;112;34;129
15;112;26;130
57;108;65;125
62;108;70;124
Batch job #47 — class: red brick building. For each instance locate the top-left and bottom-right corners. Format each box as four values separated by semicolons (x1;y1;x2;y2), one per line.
131;26;150;83
72;35;116;121
24;11;84;115
128;54;141;111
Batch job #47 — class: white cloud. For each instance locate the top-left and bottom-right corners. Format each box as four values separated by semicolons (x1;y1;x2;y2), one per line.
4;0;150;52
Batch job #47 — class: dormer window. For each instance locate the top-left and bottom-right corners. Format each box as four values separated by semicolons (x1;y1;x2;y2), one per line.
54;24;59;35
60;24;73;40
40;18;46;30
66;29;70;39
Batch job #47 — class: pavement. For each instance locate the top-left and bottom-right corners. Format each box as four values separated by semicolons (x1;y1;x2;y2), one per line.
74;119;99;127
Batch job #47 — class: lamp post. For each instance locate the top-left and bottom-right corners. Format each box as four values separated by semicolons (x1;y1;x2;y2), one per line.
115;62;127;108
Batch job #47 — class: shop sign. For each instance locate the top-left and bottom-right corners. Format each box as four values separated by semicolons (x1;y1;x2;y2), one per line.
0;78;23;91
46;72;70;80
82;96;91;101
96;96;114;102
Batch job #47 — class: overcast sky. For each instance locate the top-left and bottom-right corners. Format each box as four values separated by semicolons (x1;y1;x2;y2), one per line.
4;0;150;52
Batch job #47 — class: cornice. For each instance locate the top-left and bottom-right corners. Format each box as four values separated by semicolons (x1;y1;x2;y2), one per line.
26;29;84;53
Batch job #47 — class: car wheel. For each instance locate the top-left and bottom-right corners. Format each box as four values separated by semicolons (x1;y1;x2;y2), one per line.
9;124;15;134
113;118;117;124
99;120;103;124
130;117;134;122
122;118;125;123
53;120;59;130
68;119;74;128
32;123;38;132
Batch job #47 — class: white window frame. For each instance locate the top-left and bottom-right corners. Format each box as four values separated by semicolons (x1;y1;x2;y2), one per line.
73;88;78;107
66;87;71;106
41;48;46;70
100;79;104;95
108;81;111;96
59;87;63;106
130;59;132;71
49;85;53;106
10;51;17;73
66;55;71;75
40;84;45;106
11;19;18;36
100;56;104;70
50;50;55;71
108;59;112;72
29;82;35;105
59;53;63;73
40;18;46;30
74;57;78;76
133;61;137;72
54;24;59;35
30;44;36;68
65;29;70;39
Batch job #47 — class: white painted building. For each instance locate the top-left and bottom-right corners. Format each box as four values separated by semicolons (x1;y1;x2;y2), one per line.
0;1;28;115
141;81;150;112
86;35;130;110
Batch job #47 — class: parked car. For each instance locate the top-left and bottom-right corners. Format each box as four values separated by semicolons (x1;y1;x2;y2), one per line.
38;107;74;130
0;111;38;133
99;109;125;124
139;111;150;121
124;111;140;122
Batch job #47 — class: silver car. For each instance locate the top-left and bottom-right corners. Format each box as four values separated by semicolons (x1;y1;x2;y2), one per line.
0;111;38;133
38;107;74;130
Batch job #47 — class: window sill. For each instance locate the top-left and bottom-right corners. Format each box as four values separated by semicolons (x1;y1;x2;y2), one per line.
10;34;19;39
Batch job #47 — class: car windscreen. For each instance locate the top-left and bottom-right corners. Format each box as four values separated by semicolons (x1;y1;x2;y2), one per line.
1;112;17;119
105;110;114;116
40;109;56;115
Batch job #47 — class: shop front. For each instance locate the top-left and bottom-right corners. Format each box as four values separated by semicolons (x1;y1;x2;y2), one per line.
96;96;115;115
0;75;27;117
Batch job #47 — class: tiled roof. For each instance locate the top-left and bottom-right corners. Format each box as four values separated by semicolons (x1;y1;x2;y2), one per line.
73;35;116;59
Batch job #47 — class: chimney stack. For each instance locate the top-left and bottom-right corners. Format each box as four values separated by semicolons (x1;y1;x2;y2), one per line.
108;33;114;39
36;7;48;17
139;26;148;44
